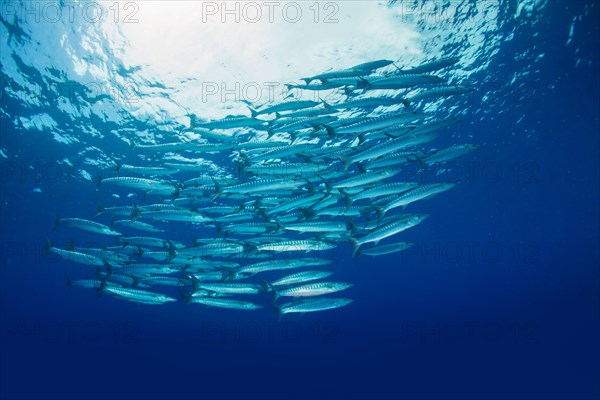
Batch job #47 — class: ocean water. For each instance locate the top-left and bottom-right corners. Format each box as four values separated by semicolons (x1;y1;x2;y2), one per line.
0;1;599;399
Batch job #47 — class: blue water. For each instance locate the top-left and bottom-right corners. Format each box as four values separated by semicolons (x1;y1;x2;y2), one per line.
1;1;599;399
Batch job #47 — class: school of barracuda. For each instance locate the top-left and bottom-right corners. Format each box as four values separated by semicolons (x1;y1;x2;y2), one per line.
48;57;478;317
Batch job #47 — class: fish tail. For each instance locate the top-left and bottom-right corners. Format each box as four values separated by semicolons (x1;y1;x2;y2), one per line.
53;215;60;230
96;175;103;188
301;78;312;85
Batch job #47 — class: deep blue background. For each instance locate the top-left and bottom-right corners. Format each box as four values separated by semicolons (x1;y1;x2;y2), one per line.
1;1;599;399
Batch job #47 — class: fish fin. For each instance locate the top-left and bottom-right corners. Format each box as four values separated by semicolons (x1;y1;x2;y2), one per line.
357;134;366;145
97;279;107;297
367;206;384;223
259;277;273;294
211;177;222;200
179;290;192;304
114;160;121;174
102;260;113;277
347;237;361;257
275;112;282;119
166;241;177;262
344;217;357;234
318;175;332;194
338;188;352;208
321;99;333;110
323;124;336;139
273;303;283;322
247;106;258;118
95;202;105;217
300;208;316;220
359;77;372;90
130;205;140;220
333;154;351;172
273;217;284;232
301;78;312;85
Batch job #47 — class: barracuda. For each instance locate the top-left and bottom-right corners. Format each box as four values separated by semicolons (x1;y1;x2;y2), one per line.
98;176;176;193
283;221;348;234
382;183;456;213
103;286;176;305
271;270;334;287
249;100;320;116
274;281;353;299
362;74;446;90
336;131;437;170
235;258;332;276
189;297;264;310
349;214;428;256
332;170;398;189
276;297;353;316
256;240;336;253
113;220;164;233
55;218;121;236
351;182;420;203
359;242;414;257
424;144;479;164
331;112;420;135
